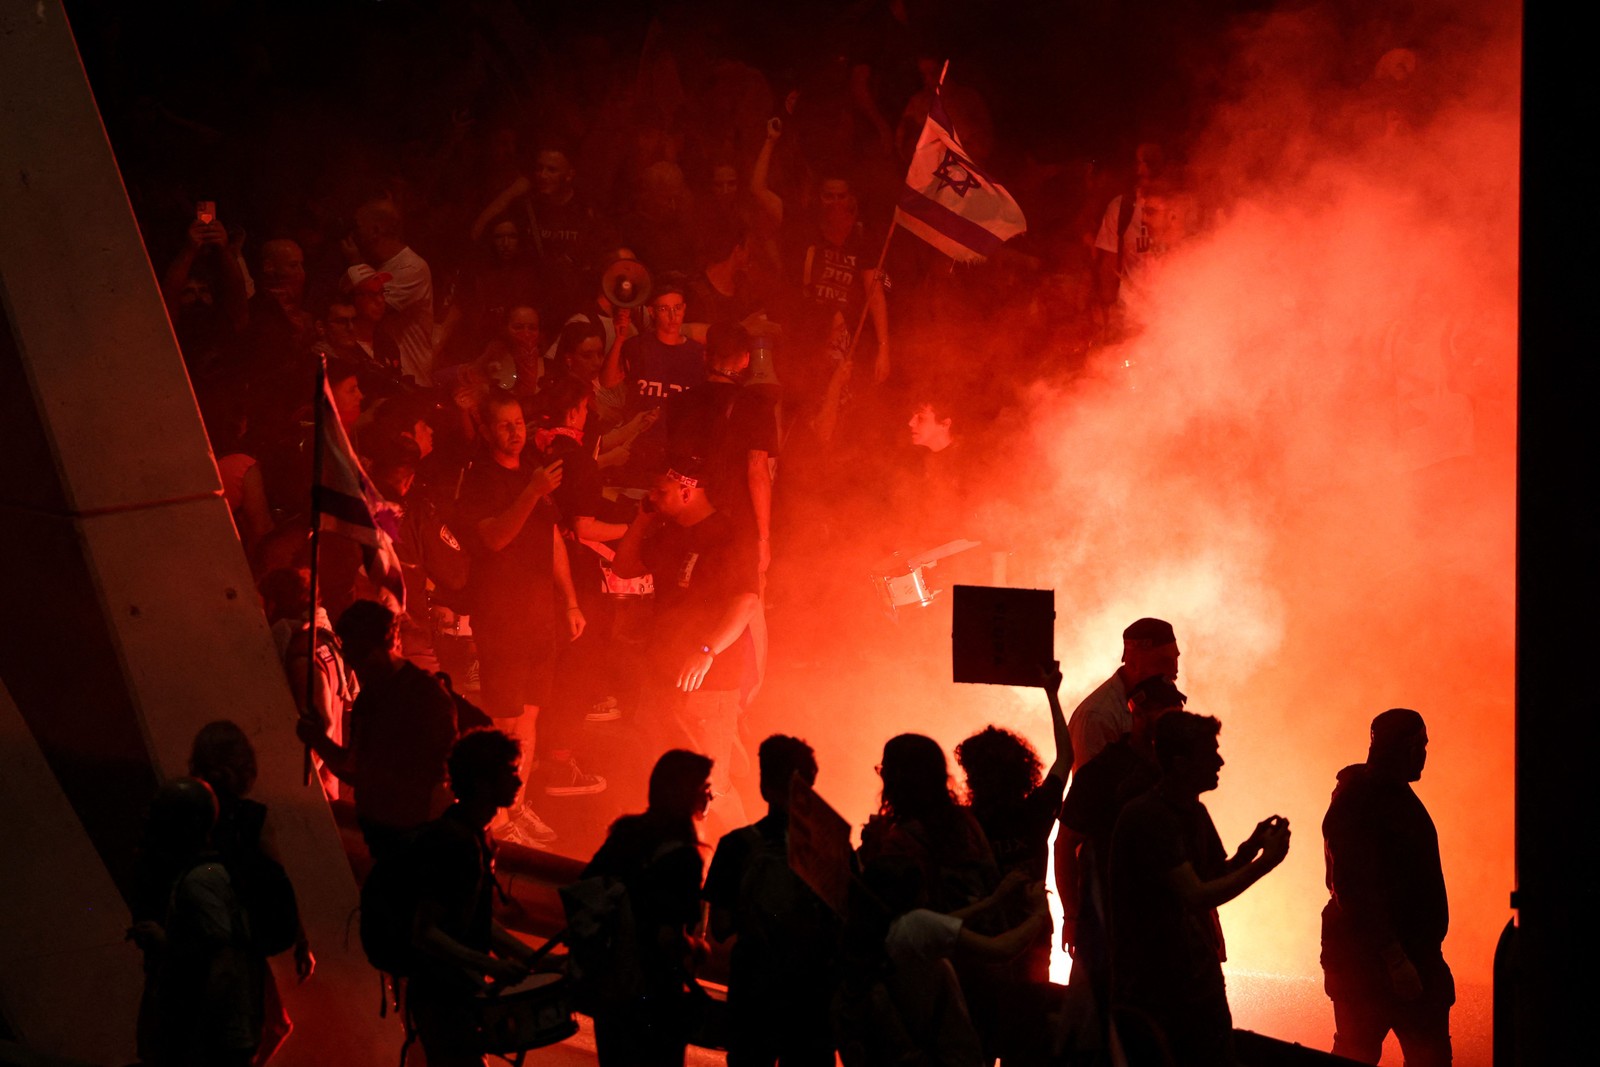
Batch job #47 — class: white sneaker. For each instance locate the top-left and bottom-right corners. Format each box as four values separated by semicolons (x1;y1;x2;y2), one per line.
544;760;608;797
585;696;622;723
500;806;557;848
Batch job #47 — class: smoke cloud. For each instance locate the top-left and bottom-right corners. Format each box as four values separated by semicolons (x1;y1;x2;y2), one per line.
768;2;1517;1061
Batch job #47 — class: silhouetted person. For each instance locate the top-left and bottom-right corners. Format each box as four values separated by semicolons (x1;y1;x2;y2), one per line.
129;777;263;1067
189;722;313;1066
704;735;838;1067
859;733;999;914
1108;712;1289;1067
858;734;1004;1061
296;599;459;859
952;668;1072;1065
1057;676;1187;1047
1069;617;1182;772
405;728;547;1066
582;749;715;1066
834;858;1050;1067
1321;708;1452;1066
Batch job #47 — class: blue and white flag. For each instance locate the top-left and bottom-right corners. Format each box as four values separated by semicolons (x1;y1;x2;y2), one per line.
895;91;1026;262
311;372;406;612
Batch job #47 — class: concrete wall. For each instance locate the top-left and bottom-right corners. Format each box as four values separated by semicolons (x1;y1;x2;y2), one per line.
0;4;397;1062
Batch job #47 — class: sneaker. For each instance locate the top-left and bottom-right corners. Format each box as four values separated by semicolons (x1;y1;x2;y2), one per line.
500;806;558;848
585;696;622;723
544;759;608;797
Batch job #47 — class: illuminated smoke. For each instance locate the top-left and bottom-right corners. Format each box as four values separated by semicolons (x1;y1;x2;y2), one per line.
773;2;1516;1060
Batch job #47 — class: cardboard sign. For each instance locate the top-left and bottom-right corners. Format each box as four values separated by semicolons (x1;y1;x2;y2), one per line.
951;585;1055;687
787;776;854;916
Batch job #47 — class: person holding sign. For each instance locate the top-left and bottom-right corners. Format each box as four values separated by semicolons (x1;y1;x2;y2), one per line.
703;736;840;1067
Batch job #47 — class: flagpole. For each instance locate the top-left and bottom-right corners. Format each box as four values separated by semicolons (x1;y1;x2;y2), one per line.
303;354;327;787
841;59;949;372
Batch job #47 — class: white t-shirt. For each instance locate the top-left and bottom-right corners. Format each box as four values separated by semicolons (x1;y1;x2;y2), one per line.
348;246;435;387
886;908;963;963
1095;193;1164;297
1068;671;1129;771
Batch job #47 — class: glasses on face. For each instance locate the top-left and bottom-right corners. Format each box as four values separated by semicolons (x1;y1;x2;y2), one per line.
652;303;686;317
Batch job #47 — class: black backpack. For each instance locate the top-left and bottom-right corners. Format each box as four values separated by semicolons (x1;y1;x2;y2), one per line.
227;849;301;957
359;834;424;977
212;800;300;958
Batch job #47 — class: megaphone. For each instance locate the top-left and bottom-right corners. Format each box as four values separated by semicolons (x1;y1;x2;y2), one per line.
746;334;781;393
600;259;652;309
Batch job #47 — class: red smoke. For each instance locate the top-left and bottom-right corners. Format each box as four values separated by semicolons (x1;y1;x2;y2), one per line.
762;3;1518;1063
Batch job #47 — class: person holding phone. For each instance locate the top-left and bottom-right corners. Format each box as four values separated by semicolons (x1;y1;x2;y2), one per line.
454;392;586;847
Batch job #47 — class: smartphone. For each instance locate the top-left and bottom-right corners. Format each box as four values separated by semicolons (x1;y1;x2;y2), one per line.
196;200;216;225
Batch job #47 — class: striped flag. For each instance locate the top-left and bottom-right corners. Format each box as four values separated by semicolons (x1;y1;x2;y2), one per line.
311;371;406;612
895;90;1026;262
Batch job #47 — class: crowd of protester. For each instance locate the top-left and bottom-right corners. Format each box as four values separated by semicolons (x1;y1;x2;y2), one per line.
90;2;1459;1065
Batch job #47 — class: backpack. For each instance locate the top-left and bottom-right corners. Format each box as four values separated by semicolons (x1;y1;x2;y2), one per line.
212;800;300;958
733;826;837;970
559;839;685;1013
358;833;424;977
227;849;301;957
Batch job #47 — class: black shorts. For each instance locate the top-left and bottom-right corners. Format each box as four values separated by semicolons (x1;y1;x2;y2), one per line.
473;617;555;718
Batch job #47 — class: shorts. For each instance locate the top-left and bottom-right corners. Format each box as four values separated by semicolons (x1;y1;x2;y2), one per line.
474;617;555;718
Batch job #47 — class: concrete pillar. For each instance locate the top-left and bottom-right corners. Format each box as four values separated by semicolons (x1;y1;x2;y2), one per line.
0;3;395;1062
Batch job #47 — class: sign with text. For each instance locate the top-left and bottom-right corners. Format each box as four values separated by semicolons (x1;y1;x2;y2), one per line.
787;776;853;916
951;585;1055;687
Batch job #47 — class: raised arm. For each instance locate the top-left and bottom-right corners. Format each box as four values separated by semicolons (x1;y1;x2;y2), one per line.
750;118;784;226
1043;661;1072;782
470;175;533;243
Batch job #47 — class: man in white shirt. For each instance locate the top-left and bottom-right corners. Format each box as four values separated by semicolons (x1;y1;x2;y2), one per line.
344;197;436;387
1067;617;1181;771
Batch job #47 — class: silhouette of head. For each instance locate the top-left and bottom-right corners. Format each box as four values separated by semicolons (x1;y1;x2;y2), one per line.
1152;711;1224;794
1121;617;1180;683
877;733;958;822
335;599;398;664
955;726;1043;809
146;777;219;857
758;735;818;808
188;721;258;801
447;728;523;806
1368;708;1428;782
1128;676;1188;748
648;749;715;821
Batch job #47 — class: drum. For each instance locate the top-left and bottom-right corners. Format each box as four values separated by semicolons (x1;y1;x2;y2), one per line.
474;972;578;1056
873;564;938;619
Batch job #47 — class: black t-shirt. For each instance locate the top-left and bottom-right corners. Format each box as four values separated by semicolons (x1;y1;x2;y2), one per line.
455;452;559;627
582;813;703;992
1061;737;1159;875
623;334;707;407
642;510;760;690
411;805;496;969
703;812;839;998
347;662;459;830
1108;788;1229;1009
664;381;779;525
972;776;1066;882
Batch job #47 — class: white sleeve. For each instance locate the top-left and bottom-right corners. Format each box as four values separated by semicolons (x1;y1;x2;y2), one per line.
886;909;964;963
348;252;432;313
1093;196;1123;254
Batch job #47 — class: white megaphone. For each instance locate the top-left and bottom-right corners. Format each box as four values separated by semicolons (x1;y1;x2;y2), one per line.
600;259;652;310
